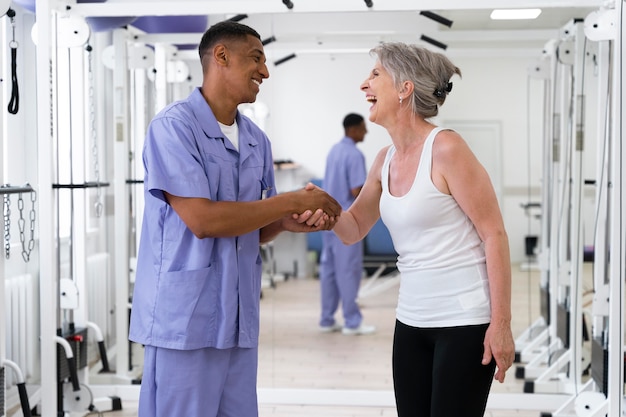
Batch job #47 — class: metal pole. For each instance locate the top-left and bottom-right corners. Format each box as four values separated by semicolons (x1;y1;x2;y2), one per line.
112;27;131;379
36;0;60;415
607;1;624;414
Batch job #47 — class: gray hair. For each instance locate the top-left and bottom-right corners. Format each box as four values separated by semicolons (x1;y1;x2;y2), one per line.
370;42;461;118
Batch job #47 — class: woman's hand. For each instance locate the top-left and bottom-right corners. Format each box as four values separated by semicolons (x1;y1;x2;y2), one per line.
482;319;515;383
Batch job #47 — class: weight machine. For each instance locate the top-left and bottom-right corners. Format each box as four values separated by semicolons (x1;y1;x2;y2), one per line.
2;5;39;417
515;37;560;371
28;6;122;416
548;4;626;416
516;4;626;416
515;18;592;396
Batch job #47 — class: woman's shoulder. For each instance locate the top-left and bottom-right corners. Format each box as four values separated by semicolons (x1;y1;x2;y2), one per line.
368;145;393;179
375;144;394;162
434;127;463;143
433;128;469;151
432;128;475;165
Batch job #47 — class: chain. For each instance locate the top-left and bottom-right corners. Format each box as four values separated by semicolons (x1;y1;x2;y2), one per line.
17;189;36;262
3;191;10;259
87;45;103;217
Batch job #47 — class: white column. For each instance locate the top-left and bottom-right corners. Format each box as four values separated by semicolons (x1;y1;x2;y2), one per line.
567;20;586;390
606;2;625;414
112;27;131;379
36;0;60;415
0;13;7;414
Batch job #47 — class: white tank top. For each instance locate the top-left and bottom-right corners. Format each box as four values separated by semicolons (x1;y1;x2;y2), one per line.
379;127;491;328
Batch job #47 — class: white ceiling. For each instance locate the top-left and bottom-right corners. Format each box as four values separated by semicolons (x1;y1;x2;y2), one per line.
437;7;596;31
235;7;598;56
70;0;603;56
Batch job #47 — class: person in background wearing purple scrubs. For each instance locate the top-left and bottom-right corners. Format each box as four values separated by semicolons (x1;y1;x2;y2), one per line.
319;113;376;335
129;21;341;417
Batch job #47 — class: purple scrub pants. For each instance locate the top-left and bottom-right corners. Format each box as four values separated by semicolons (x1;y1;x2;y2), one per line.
139;345;259;417
319;235;364;329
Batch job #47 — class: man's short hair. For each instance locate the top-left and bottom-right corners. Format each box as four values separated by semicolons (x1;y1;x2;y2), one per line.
198;21;261;59
343;113;364;129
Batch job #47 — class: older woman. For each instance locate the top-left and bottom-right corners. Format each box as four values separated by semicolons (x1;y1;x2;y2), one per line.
332;42;515;417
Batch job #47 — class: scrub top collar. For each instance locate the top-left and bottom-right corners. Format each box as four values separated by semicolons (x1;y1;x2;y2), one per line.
189;87;260;153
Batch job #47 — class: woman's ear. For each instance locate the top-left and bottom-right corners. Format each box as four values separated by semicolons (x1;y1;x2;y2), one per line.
400;80;414;97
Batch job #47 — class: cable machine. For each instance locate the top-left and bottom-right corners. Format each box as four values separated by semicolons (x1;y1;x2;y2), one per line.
24;4;121;415
549;3;625;416
52;11;120;416
515;18;593;397
516;4;626;415
2;5;39;416
515;37;560;371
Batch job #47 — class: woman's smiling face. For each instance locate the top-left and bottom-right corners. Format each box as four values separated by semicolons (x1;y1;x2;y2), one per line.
360;60;398;126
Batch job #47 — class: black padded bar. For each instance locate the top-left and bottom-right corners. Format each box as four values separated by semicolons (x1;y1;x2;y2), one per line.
52;181;110;189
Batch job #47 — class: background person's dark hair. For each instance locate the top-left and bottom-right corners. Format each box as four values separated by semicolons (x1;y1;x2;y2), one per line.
343;113;364;130
198;20;261;59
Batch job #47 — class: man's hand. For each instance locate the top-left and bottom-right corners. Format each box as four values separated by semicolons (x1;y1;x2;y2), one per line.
285;183;341;231
288;182;341;221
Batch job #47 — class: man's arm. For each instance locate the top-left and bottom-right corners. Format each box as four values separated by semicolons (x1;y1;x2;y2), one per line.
165;185;341;239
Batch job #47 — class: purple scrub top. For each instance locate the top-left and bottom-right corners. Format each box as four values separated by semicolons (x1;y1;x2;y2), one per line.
129;88;277;350
324;136;366;210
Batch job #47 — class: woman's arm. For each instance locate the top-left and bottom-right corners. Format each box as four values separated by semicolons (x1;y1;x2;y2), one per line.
333;146;388;245
432;130;514;383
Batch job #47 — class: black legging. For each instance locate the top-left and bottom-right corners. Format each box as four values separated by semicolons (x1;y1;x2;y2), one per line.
392;320;496;417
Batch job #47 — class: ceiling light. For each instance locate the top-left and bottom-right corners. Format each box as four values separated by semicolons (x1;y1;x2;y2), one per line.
420;35;447;50
490;9;542;20
419;11;453;28
262;36;276;46
364;0;373;8
282;0;294;10
228;14;248;22
274;53;296;66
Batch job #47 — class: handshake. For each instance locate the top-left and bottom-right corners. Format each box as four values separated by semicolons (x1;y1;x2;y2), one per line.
286;182;342;232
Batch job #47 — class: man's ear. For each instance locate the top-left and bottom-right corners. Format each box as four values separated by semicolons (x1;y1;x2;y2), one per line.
214;44;228;66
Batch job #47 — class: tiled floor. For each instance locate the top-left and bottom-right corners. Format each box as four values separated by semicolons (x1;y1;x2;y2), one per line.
101;263;560;417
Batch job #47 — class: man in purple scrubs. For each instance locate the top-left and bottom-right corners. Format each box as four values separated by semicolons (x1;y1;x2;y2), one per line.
129;21;341;417
319;114;375;335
